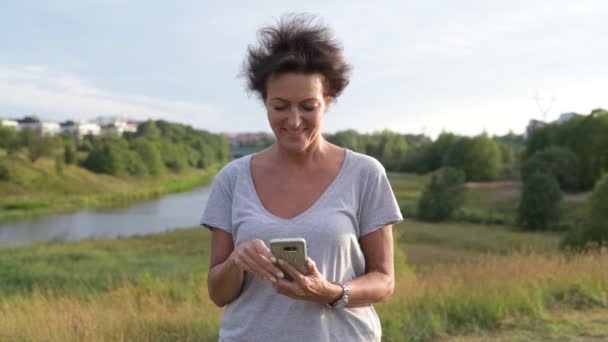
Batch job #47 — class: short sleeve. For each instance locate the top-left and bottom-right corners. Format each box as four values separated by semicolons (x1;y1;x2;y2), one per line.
358;159;403;236
200;171;233;234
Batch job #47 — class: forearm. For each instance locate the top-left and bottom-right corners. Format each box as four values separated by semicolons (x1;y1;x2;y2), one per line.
207;253;244;307
343;271;394;307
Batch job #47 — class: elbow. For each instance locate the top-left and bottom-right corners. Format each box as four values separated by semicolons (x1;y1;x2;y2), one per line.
378;276;395;303
210;295;229;308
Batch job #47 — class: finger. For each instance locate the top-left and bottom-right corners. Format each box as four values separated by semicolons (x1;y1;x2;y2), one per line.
247;242;283;277
306;258;319;276
278;259;305;284
253;240;277;263
237;253;277;282
243;249;281;281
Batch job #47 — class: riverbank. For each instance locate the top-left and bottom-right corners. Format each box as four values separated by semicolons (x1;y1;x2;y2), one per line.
0;155;220;222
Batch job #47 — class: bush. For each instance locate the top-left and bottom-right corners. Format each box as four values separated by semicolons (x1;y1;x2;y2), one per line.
562;173;608;250
517;173;562;230
418;167;466;221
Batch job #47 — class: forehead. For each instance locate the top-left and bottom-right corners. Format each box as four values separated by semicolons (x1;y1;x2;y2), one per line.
266;73;325;100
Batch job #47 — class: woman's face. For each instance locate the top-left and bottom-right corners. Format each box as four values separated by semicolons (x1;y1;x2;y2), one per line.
265;72;329;154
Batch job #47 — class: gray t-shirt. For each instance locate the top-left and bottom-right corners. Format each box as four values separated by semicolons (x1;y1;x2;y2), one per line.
200;149;403;342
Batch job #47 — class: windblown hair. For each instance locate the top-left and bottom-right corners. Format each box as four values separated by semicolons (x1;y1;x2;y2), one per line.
241;14;352;101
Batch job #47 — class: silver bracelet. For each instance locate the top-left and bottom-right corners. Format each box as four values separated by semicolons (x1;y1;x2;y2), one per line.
326;282;350;309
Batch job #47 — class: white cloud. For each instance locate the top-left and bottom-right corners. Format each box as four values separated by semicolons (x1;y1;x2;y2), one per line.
0;65;224;130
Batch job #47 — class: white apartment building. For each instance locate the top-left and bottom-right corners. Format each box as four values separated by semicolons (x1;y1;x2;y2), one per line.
61;121;101;138
0;119;18;129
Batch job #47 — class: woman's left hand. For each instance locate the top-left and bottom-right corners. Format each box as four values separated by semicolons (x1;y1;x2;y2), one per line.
271;258;342;304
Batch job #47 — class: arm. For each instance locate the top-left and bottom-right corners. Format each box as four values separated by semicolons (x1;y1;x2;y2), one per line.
207;228;243;307
272;224;395;307
343;224;394;306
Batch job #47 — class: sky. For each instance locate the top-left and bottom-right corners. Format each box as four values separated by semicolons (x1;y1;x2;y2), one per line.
1;0;607;138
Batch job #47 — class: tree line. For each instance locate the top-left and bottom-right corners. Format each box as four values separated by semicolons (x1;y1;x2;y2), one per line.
0;120;230;178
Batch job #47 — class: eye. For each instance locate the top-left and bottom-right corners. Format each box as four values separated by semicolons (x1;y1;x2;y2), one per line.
301;103;319;112
273;106;288;111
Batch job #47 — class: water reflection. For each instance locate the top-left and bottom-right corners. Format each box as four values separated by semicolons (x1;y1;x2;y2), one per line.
0;184;212;247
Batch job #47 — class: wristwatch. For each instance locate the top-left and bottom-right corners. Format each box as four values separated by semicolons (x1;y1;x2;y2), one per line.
326;282;350;309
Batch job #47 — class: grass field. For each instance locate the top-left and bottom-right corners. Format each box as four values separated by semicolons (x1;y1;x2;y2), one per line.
0;221;606;341
0;169;604;340
0;154;218;221
389;172;587;228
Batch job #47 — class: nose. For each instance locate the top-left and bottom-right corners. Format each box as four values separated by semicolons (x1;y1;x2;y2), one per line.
286;106;303;128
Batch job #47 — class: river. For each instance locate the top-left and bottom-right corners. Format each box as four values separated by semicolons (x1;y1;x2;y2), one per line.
0;184;212;247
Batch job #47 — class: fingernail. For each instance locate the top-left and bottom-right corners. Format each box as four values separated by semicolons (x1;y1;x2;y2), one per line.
270;256;277;263
277;271;284;279
270;277;277;283
278;259;285;265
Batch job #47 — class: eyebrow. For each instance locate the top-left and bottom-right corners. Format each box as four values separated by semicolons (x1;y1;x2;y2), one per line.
269;97;319;102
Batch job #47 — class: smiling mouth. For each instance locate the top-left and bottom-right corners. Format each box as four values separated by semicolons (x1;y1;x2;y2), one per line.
283;128;307;134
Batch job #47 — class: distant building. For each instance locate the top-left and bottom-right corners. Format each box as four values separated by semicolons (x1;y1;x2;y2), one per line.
525;119;546;139
557;112;580;123
60;120;101;138
0;118;18;129
17;116;61;136
101;120;138;136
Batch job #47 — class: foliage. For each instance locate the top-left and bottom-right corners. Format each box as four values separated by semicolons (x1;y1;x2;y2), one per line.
0;126;20;154
63;143;77;164
525;108;608;190
18;129;56;163
521;146;580;192
133;139;165;176
562;173;608;249
417;167;466;221
444;134;503;181
517;173;562;230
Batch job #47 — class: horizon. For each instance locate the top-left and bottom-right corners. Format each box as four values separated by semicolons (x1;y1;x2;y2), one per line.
1;1;607;139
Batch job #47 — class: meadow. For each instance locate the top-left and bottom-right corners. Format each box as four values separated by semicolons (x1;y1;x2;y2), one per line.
0;173;606;341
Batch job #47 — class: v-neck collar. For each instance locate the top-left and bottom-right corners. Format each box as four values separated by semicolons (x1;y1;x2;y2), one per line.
246;148;350;223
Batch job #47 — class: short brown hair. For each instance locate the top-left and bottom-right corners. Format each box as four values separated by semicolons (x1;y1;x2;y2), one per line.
241;14;352;101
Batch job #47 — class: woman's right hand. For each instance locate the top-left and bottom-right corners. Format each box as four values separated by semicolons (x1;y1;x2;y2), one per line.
229;239;284;283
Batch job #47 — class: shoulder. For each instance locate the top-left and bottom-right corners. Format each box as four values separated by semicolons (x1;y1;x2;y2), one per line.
346;150;386;178
213;155;250;188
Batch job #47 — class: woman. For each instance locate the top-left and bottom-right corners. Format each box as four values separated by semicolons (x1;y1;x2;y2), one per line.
201;14;403;341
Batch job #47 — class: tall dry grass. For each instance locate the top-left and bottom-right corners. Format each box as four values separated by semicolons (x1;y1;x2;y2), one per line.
1;250;606;341
378;249;608;341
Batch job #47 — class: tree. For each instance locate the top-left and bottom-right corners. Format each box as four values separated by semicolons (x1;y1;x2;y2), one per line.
517;173;561;230
521;146;580;192
562;173;608;250
418;167;466;221
0;126;20;155
134;139;165;176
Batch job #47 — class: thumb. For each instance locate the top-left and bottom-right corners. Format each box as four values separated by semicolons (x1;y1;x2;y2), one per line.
306;258;319;275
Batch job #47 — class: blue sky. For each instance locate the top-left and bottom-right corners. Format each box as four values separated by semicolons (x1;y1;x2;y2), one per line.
1;1;607;138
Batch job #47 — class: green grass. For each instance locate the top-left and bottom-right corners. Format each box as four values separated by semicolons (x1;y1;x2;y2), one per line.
0;154;219;221
388;173;588;228
0;222;606;341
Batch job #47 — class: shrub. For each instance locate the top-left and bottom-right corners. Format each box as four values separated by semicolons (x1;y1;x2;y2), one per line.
517;173;561;230
417;167;466;221
562;173;608;250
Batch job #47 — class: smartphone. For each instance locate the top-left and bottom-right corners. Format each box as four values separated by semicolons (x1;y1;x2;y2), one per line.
269;238;308;280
